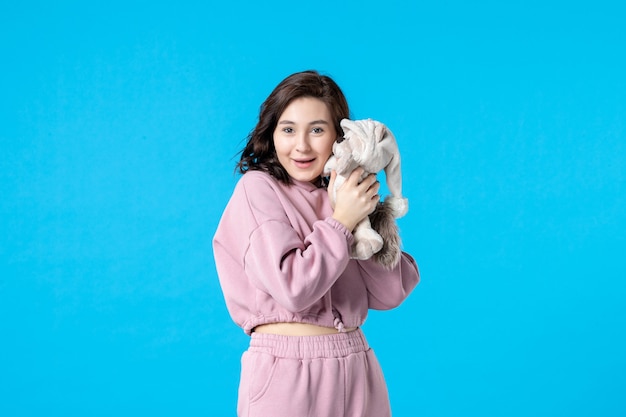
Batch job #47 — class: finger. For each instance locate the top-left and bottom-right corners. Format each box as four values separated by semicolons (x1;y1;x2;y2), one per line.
362;174;378;190
354;167;366;179
369;175;380;188
366;193;381;214
347;167;364;185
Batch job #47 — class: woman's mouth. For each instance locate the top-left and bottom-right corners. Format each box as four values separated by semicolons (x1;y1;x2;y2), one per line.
293;158;315;169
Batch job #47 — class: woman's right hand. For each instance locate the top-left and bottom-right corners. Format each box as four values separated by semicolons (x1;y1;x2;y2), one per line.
330;168;380;231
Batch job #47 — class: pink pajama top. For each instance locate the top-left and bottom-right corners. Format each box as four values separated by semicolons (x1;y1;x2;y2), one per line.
212;171;419;335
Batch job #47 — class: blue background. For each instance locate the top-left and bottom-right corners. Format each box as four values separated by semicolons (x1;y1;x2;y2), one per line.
2;1;625;416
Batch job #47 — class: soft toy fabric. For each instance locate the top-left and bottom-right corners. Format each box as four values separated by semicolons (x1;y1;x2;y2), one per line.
324;118;408;269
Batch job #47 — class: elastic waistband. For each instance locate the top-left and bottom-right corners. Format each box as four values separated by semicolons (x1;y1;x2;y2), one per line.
249;328;369;359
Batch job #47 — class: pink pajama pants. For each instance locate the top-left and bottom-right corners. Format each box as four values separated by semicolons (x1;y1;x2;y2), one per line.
237;329;391;417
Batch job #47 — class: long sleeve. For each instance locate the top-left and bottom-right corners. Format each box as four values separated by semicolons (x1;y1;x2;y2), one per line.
357;252;419;310
244;216;353;312
216;171;354;313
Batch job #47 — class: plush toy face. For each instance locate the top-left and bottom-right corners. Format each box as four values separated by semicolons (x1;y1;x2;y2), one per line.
333;119;395;175
331;139;358;175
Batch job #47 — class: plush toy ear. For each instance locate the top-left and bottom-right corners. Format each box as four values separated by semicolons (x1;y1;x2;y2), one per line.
374;123;387;144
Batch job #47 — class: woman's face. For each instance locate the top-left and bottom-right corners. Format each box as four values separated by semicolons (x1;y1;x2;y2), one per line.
273;97;337;183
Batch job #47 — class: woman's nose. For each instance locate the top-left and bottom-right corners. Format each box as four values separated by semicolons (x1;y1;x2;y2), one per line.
295;133;311;151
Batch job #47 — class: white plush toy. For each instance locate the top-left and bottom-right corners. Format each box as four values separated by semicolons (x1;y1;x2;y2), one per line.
324;118;408;269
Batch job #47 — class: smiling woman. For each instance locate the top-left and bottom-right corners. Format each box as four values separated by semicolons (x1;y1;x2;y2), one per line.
212;70;420;416
273;97;337;183
235;70;350;184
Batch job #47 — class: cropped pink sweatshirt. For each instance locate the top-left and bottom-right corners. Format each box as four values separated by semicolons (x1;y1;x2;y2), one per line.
212;170;419;335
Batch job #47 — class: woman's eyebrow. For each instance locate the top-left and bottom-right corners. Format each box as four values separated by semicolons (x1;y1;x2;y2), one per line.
277;119;330;125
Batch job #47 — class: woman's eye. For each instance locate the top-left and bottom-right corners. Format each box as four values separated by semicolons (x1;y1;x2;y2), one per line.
282;127;294;133
312;127;324;134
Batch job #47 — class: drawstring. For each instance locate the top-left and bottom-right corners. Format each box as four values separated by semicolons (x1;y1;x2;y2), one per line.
333;317;345;333
332;308;346;333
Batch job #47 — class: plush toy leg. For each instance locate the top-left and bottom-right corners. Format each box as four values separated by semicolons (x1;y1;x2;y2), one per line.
351;217;384;260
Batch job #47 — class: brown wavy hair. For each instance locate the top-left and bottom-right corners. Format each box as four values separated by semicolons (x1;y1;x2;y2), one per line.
236;70;350;184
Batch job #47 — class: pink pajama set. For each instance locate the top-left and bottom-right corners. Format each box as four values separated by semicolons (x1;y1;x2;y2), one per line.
213;171;419;417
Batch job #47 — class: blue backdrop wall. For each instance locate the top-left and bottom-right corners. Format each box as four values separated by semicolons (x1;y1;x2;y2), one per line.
1;1;625;416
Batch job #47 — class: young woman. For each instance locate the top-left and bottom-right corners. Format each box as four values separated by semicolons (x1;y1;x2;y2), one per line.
213;70;419;417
